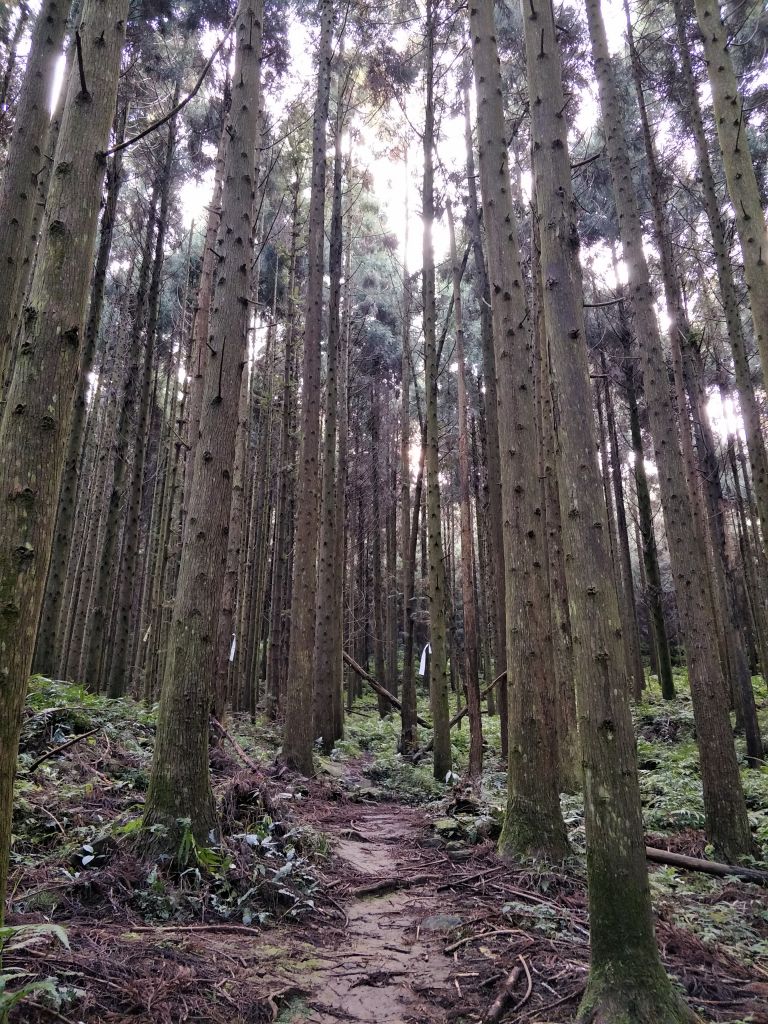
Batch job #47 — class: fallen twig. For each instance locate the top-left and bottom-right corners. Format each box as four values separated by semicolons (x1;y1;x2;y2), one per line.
351;873;439;898
128;923;264;938
29;727;100;771
437;865;505;891
484;964;522;1022
445;928;529;954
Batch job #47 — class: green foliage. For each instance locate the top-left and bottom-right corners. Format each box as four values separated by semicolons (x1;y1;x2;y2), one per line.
0;924;70;1023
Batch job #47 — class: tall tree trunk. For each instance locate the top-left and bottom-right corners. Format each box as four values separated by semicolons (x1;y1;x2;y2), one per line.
266;180;300;718
622;324;675;699
469;0;567;859
0;0;128;925
399;151;418;752
447;199;482;781
462;77;507;754
423;0;451;782
142;0;263;848
585;0;752;860
0;0;70;382
522;1;696;1019
283;0;333;774
314;71;345;749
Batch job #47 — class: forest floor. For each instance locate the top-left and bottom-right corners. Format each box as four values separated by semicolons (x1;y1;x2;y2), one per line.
4;673;768;1024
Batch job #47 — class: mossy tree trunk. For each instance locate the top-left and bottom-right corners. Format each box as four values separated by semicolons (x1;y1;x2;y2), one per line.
0;0;128;925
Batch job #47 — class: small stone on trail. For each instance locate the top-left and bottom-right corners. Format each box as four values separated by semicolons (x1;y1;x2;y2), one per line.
420;913;463;932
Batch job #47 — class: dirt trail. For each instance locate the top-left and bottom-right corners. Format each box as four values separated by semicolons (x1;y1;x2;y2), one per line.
283;803;466;1023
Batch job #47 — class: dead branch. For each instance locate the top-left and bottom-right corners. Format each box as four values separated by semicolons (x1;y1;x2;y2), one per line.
645;846;768;885
342;650;429;727
484;964;522;1023
29;727;100;771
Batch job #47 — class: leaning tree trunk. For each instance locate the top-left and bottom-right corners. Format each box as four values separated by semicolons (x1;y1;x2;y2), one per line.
521;1;697;1019
585;0;752;860
0;0;128;926
0;0;70;384
142;0;263;849
283;0;334;774
469;0;567;860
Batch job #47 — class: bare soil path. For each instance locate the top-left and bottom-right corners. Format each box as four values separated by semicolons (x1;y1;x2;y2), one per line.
285;802;464;1023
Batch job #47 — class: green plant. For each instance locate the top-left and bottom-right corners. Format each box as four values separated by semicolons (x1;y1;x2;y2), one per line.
0;923;69;1023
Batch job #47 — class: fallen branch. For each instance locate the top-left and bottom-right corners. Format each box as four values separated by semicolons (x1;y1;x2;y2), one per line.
484;964;522;1023
343;651;429;727
420;670;506;753
436;865;505;891
444;928;528;955
211;715;262;773
351;873;439;898
29;727;100;771
645;846;768;885
129;923;264;938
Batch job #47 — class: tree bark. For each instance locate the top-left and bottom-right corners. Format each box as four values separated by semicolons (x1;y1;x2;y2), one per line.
0;0;70;383
691;0;768;384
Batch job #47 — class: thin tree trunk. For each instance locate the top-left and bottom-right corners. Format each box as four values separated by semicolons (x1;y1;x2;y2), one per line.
283;0;333;774
423;0;451;781
462;76;507;754
447;199;482;781
314;69;345;748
